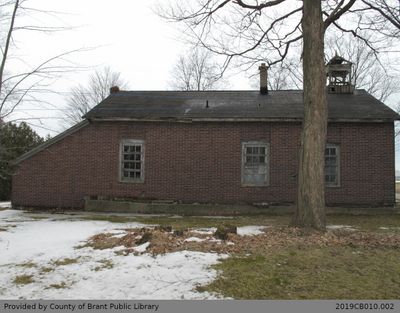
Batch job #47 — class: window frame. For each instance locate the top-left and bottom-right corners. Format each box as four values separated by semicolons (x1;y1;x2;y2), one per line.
119;139;145;183
325;143;340;187
241;141;270;187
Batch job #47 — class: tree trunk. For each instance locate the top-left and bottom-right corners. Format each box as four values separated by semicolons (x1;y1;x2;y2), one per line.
292;0;327;231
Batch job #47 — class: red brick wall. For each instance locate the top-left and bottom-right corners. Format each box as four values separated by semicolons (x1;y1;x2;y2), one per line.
11;121;395;208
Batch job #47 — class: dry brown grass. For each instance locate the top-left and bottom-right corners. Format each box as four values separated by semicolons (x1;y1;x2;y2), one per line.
45;282;68;289
13;275;34;285
52;258;79;266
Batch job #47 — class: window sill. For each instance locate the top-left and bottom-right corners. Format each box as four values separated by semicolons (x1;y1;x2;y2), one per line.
119;179;145;184
326;184;340;188
241;184;269;187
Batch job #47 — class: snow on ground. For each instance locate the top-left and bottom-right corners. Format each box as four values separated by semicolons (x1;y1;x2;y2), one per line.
237;225;267;236
326;225;356;231
0;201;11;208
0;210;225;299
133;242;151;253
191;226;268;236
184;237;206;243
191;228;217;235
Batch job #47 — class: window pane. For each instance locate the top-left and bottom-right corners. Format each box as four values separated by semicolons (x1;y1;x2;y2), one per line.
325;148;330;156
324;145;339;185
326;166;336;175
325;175;332;182
325;156;336;166
243;143;268;186
121;142;144;181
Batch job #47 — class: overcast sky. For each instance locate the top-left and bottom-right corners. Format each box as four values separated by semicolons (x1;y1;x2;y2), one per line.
9;0;253;134
5;0;400;169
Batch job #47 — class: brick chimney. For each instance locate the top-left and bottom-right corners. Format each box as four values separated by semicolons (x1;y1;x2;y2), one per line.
259;63;268;95
110;86;120;94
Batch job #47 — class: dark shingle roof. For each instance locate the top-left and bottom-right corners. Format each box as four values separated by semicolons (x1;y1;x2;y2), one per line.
84;90;399;121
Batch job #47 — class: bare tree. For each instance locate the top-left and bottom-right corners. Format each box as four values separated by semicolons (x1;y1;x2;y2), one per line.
160;0;398;230
0;0;86;122
64;67;128;126
358;0;400;37
169;48;226;91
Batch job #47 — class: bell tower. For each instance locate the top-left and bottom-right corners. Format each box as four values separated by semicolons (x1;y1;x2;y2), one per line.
326;54;354;94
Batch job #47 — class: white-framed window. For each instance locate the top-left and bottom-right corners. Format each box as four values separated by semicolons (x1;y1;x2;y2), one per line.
241;141;269;186
325;143;340;187
119;139;144;183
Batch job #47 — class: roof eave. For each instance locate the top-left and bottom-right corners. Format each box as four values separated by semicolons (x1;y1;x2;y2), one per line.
88;117;398;123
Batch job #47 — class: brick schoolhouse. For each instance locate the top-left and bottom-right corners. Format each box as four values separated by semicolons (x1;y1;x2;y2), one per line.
11;59;399;209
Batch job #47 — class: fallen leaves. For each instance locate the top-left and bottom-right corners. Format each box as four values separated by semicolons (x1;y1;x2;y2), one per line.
82;225;400;257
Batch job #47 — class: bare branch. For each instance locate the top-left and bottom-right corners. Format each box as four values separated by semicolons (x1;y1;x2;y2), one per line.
324;0;357;30
0;0;19;97
169;48;227;91
63;67;128;127
362;0;400;30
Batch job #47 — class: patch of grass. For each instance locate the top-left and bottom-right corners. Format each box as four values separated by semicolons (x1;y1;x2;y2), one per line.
40;267;54;274
80;215;138;223
29;216;48;220
45;282;68;289
135;214;400;232
94;259;114;271
0;227;7;231
135;215;290;230
52;258;79;266
200;246;400;299
328;215;400;232
80;212;400;233
16;262;37;268
13;275;34;285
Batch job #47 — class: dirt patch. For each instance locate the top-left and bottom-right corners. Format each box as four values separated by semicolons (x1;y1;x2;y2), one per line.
83;225;400;256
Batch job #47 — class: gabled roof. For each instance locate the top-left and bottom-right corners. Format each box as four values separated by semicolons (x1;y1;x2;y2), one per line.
84;89;400;122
